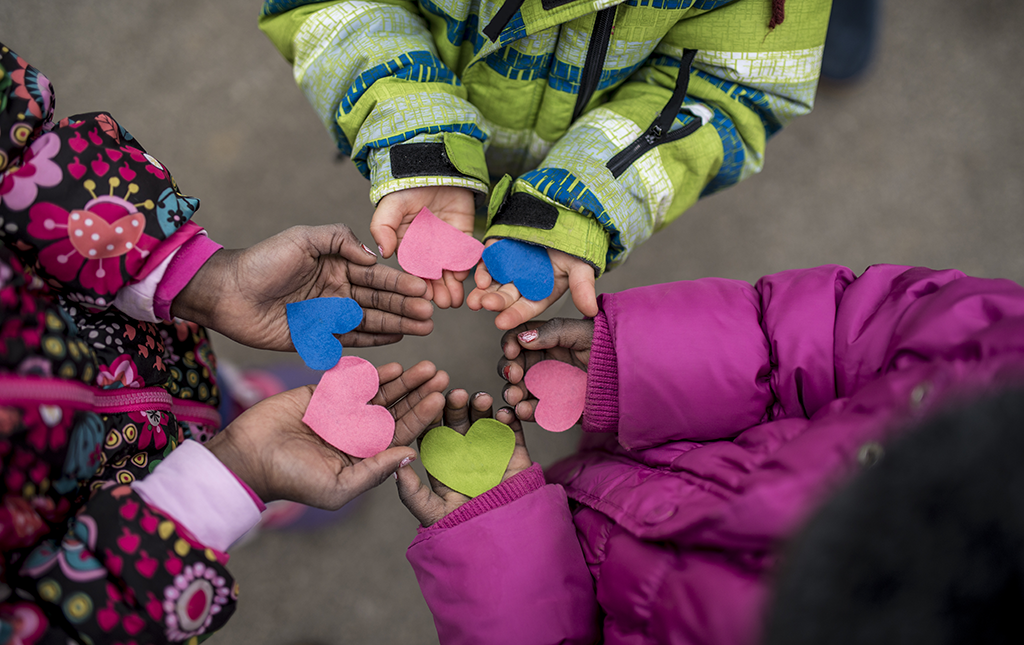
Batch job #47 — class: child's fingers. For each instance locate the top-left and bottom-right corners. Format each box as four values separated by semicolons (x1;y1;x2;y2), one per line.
494;292;555;331
496;406;525;439
473;261;493;290
323;446;416;510
518;318;594;353
501;381;528;407
374;362;405;389
430;278;452;309
391;389;446;447
349;307;434;338
388;370;449;425
469;391;494;424
514;399;536;422
348;263;430;300
374;361;430;406
443;269;468;308
496;357;524;384
500;324;536;360
478;282;520;314
442;389;472;434
334;331;405;347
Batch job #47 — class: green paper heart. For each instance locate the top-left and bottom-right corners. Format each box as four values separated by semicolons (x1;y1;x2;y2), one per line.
420;418;515;498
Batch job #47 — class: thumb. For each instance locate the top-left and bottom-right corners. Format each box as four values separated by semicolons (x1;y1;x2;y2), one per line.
370;199;403;258
342;446;417;500
567;262;599;318
302;223;377;266
395;461;447;527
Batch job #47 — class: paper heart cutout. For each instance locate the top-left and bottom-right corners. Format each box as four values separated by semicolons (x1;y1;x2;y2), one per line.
397;207;484;280
302;356;394;458
286;297;364;371
523;360;587;432
481;239;554;301
420;418;515;498
68;209;144;260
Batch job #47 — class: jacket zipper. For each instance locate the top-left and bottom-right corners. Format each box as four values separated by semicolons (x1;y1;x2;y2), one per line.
606;49;699;179
572;6;617;123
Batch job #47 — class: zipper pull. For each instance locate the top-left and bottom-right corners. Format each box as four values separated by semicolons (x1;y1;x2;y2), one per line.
643;122;664;144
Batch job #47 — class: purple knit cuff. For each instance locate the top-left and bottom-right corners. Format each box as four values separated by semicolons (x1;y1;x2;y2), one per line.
419;463;545;532
582;309;619;434
153;234;223;320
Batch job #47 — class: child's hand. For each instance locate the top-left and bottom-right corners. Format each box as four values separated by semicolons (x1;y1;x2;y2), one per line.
205;361;448;509
497;319;594;422
395;390;533;527
173;224;434;351
467;245;599;330
371;186;476;309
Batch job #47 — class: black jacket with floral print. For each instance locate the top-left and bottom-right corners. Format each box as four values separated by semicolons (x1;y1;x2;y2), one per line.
1;43;235;644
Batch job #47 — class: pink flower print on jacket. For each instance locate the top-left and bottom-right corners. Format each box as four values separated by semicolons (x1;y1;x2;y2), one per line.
128;410;169;451
96;354;145;389
27;193;159;297
0;132;62;211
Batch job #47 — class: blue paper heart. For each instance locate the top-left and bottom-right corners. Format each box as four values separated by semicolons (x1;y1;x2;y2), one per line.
481;239;554;301
286;298;364;370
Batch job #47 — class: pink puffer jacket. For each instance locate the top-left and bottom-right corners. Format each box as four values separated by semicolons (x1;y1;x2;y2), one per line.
407;264;1024;645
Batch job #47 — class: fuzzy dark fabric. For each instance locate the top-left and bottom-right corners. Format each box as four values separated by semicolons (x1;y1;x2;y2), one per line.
764;388;1024;645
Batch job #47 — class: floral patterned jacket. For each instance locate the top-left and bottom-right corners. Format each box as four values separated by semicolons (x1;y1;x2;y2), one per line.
0;43;260;644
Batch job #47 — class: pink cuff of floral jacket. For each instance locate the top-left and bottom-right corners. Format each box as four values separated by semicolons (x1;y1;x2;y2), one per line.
582;307;619;434
113;226;222;322
418;463;546;533
132;439;262;552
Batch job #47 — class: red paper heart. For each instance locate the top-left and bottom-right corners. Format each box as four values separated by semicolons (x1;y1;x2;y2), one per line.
523;360;587;432
68;209;144;259
397;207;484;280
302;356;395;458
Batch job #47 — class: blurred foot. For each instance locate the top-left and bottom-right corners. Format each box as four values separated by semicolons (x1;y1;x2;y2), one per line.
821;0;878;81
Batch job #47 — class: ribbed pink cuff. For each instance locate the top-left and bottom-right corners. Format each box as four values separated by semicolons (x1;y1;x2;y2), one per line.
420;463;545;532
582;309;619;434
153;234;223;320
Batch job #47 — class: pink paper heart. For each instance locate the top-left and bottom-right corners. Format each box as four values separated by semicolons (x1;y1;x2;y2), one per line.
523;360;587;432
302;356;395;458
397;207;484;280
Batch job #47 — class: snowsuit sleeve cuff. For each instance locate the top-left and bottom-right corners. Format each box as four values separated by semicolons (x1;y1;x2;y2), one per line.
484;175;609;275
152;234;223;321
583;305;619;433
368;132;490;206
132;440;262;552
419;463;545;533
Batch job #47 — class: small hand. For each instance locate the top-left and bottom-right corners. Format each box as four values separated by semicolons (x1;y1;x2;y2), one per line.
172;224;434;351
205;361;448;509
467;244;599;330
371;186;476;309
395;389;532;527
497;318;594;422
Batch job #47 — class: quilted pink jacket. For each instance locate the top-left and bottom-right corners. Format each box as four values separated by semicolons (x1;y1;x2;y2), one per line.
407;264;1024;645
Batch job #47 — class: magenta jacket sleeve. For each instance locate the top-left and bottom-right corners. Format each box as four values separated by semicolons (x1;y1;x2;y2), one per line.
588;265;1024;451
407;467;600;645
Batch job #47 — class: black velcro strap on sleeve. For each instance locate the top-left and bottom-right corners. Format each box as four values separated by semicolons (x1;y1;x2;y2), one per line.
490;191;559;230
390;142;463;178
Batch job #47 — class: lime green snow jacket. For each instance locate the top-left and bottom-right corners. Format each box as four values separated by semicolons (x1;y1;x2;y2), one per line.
260;0;831;274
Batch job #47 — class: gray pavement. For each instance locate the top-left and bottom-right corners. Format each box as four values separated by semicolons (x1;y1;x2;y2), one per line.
2;1;1023;643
